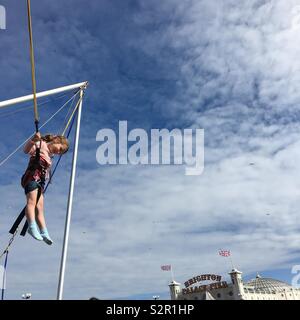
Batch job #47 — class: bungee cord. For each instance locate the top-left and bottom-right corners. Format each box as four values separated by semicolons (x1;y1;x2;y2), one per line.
27;0;39;133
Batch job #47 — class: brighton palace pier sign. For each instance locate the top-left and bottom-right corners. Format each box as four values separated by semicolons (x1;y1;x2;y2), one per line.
182;274;228;295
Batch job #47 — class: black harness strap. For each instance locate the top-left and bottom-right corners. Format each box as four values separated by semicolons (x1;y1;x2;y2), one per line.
20;220;28;237
9;187;42;236
9;207;26;235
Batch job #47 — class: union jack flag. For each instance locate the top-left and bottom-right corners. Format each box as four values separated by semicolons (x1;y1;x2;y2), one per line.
161;265;171;271
219;249;231;257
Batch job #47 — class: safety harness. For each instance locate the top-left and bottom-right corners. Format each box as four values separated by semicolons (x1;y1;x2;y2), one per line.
21;140;48;190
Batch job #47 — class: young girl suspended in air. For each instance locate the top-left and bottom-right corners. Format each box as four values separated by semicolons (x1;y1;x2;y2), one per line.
22;132;69;245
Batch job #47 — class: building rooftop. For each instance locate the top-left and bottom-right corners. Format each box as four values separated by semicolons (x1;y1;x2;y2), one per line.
245;276;292;291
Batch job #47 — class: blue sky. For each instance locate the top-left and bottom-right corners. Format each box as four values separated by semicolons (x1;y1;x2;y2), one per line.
1;0;300;300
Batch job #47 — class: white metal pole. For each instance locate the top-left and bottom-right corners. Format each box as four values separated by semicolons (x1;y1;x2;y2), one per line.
0;81;88;109
170;267;175;282
57;89;84;300
229;254;235;270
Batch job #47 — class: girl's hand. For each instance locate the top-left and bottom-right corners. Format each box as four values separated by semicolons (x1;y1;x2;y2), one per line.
32;132;41;142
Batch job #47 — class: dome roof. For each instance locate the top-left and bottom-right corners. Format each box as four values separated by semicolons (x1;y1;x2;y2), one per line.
245;276;292;291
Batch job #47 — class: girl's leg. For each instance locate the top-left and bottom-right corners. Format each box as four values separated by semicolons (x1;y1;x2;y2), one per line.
25;189;38;223
36;193;53;245
35;193;46;230
25;188;43;241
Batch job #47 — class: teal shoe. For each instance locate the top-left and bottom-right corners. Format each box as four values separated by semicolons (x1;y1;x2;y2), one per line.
28;222;43;241
40;229;53;245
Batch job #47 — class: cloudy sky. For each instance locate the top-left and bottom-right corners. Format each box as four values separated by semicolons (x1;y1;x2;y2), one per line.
1;0;300;300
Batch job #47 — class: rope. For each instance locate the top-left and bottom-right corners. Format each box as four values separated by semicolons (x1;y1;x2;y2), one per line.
0;230;17;261
45;106;78;190
62;93;84;136
57;94;77;135
0;90;80;168
26;0;39;132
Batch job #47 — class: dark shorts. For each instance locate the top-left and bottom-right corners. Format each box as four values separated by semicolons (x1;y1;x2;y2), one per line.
24;180;44;195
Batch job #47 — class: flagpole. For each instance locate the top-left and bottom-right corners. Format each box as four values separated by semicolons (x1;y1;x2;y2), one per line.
229;254;234;270
170;266;175;282
219;249;234;270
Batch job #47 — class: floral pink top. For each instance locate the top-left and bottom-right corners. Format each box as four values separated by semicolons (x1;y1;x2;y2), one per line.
23;139;53;178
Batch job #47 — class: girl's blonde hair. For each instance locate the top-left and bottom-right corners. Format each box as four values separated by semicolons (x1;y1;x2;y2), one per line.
42;134;69;154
